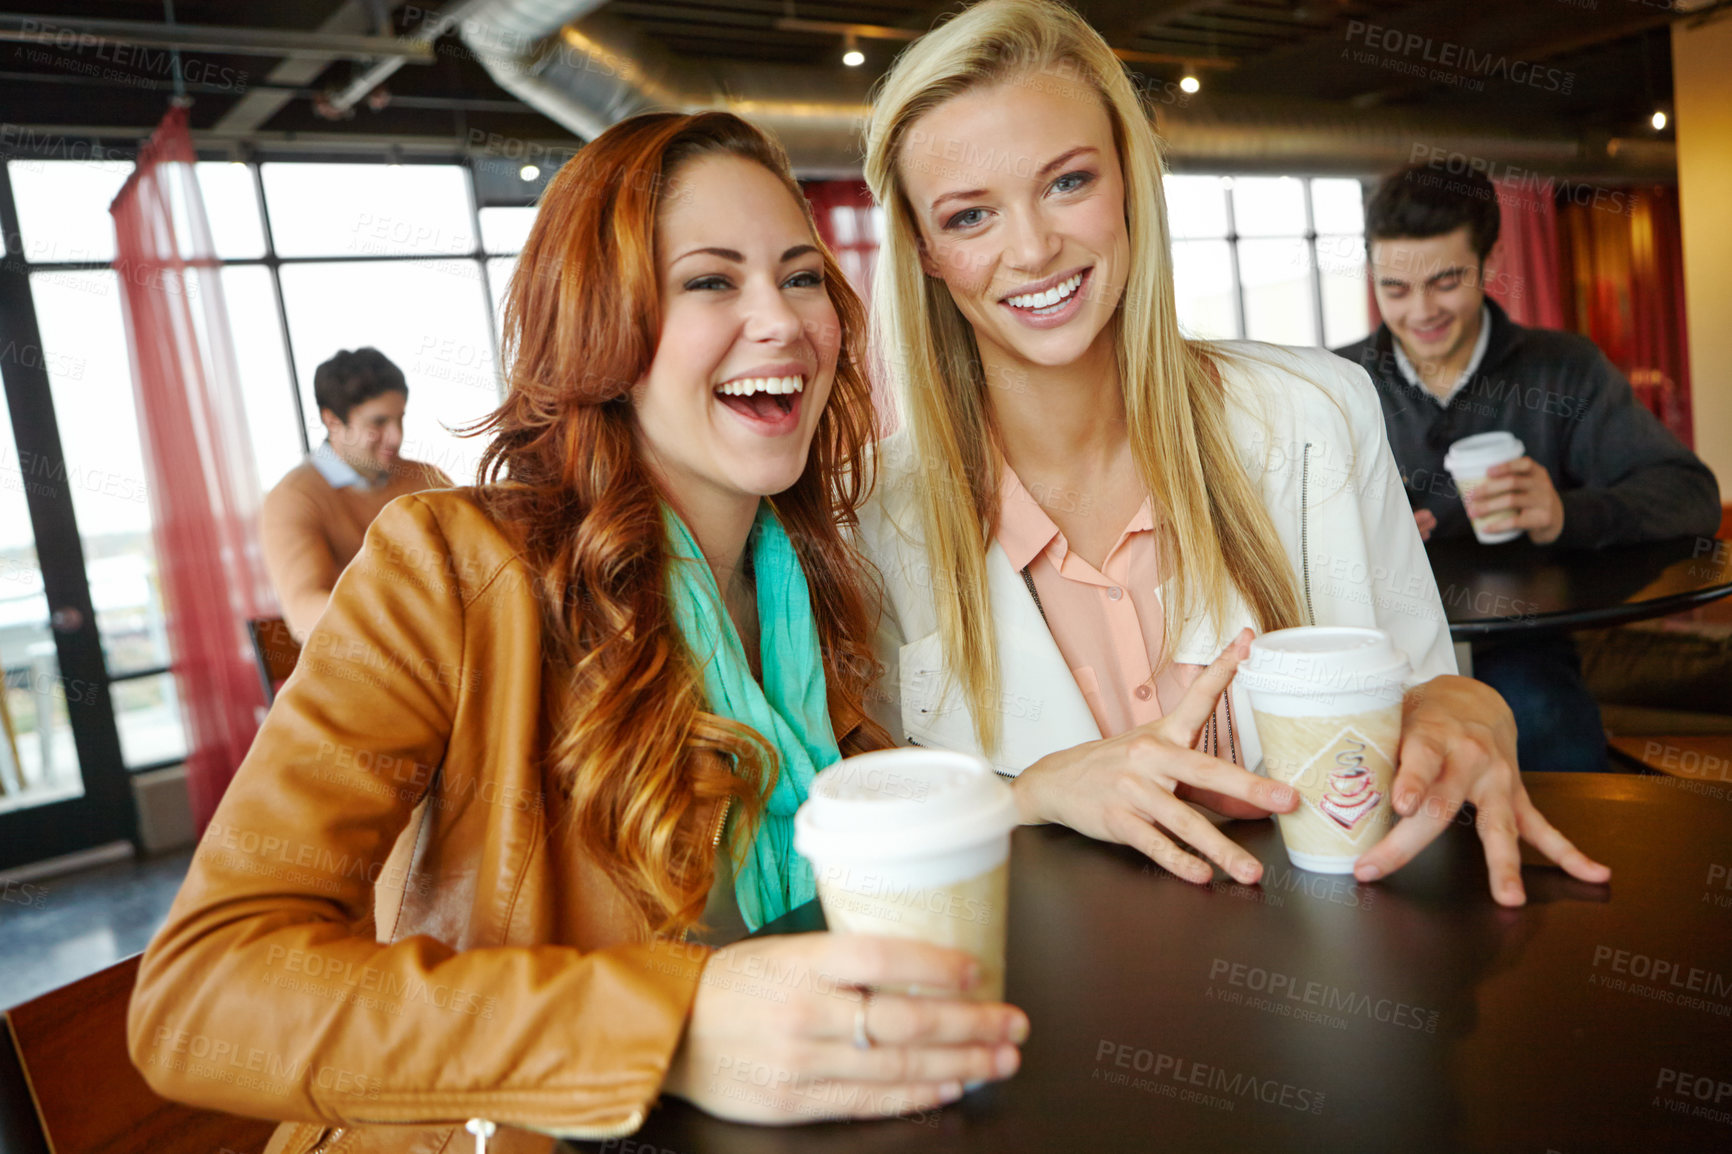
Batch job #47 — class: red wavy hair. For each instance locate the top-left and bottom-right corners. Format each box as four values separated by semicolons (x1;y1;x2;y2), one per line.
469;111;890;935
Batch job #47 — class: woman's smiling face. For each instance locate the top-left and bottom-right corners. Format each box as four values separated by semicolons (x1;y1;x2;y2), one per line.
896;75;1130;371
631;152;839;516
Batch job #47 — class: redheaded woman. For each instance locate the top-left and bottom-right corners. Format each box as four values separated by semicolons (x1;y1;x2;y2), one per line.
128;112;1025;1154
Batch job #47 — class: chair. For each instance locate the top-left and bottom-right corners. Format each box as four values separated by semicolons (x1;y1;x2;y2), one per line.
247;617;302;705
2;954;278;1154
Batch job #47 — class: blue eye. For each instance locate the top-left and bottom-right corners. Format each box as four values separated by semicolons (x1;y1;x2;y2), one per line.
1052;170;1093;194
685;275;731;291
945;207;987;230
784;269;824;288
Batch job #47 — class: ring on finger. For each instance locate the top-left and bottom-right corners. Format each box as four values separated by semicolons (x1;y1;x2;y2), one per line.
852;987;875;1050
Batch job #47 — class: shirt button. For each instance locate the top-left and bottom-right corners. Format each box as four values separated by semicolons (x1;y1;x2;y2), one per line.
1134;684;1153;701
1107;587;1123;601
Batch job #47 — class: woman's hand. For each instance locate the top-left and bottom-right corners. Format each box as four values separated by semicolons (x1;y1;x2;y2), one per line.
1012;629;1299;887
1352;674;1611;906
664;933;1027;1124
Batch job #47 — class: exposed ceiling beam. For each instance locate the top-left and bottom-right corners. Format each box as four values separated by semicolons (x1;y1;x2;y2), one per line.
1117;47;1239;69
1349;10;1676;107
6;123;579;159
0;66;526;112
773;18;920;41
0;13;435;60
325;0;499;115
214;0;387;135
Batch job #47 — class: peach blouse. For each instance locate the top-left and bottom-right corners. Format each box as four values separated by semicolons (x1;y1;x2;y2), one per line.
995;461;1243;765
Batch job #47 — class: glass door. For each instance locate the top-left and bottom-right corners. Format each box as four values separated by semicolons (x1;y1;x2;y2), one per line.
0;161;136;869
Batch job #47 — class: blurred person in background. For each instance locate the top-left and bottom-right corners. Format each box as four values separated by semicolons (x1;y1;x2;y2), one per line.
1334;165;1720;772
261;346;452;639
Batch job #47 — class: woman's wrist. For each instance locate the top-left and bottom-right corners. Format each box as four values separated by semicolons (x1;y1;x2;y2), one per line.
661;951;715;1102
1009;763;1052;826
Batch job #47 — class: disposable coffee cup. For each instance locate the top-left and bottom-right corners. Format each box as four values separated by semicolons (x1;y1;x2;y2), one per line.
1237;627;1411;874
794;749;1018;1002
1443;432;1526;544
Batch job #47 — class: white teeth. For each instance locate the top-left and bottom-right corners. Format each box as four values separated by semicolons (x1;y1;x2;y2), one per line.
716;375;805;396
1006;272;1083;310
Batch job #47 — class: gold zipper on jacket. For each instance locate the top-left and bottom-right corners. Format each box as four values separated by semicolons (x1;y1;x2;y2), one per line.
710;796;733;851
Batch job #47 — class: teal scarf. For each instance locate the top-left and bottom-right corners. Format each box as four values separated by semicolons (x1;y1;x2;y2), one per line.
662;502;841;930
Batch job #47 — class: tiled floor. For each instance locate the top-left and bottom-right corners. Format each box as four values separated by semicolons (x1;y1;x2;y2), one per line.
0;848;193;1011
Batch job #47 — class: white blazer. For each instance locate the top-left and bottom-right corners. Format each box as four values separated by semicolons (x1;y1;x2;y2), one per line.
857;342;1459;776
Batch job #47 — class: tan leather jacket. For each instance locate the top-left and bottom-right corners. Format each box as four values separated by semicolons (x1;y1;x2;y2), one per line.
127;490;868;1154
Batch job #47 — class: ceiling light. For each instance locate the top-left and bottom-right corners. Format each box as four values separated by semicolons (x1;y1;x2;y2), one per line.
520;164;540;181
1651;110;1667;131
843;32;864;67
1179;73;1201;94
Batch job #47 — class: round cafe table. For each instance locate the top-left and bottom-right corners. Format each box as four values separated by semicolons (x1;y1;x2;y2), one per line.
562;773;1732;1154
1426;534;1732;640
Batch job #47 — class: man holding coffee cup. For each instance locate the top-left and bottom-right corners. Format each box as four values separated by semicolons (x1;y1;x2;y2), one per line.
1333;165;1720;773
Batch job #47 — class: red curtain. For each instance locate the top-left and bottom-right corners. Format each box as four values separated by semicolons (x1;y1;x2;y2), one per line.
1483;178;1567;330
1558;186;1693;446
110;105;274;831
804;180;898;432
804;180;879;299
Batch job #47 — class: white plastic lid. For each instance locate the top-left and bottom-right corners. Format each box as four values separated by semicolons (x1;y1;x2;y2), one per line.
1236;626;1410;702
1443;431;1524;475
794;749;1018;868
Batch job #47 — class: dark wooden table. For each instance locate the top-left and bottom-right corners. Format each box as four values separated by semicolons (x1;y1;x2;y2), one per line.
566;774;1732;1154
1428;534;1732;640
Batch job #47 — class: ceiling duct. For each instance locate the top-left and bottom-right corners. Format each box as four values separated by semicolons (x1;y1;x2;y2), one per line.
1156;95;1674;181
459;0;875;177
458;1;1675;182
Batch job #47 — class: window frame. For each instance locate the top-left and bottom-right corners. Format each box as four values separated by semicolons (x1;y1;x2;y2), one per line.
1166;173;1371;348
7;150;525;772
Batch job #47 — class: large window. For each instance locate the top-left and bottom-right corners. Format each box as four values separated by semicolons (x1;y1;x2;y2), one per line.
9;156;526;773
7;156;1371;775
1165;175;1371;349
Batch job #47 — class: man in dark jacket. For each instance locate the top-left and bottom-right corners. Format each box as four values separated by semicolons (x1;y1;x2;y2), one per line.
1334;164;1720;772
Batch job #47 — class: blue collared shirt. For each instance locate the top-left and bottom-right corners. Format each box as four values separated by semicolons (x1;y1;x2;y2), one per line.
310;439;390;492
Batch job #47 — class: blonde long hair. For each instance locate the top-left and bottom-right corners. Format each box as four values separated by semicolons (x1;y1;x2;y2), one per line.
863;0;1304;755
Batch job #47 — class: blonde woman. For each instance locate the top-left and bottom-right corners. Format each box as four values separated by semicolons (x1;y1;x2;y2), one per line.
857;0;1609;907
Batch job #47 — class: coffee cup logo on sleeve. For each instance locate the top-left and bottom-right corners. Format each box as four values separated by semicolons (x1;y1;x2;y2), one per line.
1237;627;1411;874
